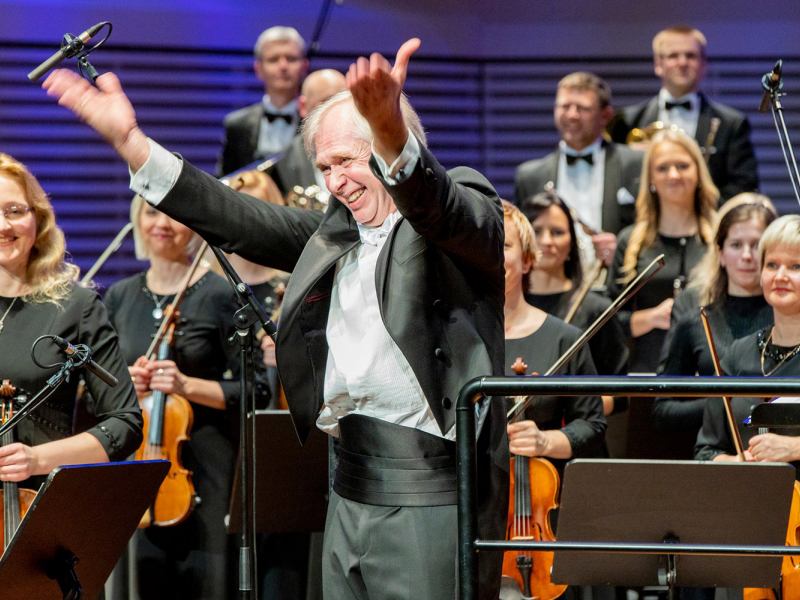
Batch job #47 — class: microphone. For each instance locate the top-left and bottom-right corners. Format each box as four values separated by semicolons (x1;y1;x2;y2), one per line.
51;336;118;388
759;60;783;114
28;23;106;81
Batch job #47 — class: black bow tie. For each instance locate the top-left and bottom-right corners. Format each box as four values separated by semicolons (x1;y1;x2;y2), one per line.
264;111;294;124
665;100;692;111
566;153;594;166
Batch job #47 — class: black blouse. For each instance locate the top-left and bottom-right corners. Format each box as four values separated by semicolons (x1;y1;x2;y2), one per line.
606;226;707;373
505;315;606;476
0;286;142;484
654;291;773;432
695;328;800;477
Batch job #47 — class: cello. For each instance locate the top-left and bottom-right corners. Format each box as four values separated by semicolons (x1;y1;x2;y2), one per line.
700;309;800;599
135;243;208;528
0;380;36;552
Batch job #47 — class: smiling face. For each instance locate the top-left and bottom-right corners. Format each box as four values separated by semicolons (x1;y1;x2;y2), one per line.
762;245;800;316
138;203;196;262
554;88;612;152
314;103;396;227
0;174;37;279
531;205;571;276
649;140;699;209
720;218;766;296
654;32;706;97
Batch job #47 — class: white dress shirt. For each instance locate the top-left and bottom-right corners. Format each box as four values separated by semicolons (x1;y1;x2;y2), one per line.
657;89;700;140
257;96;299;157
556;138;605;264
130;133;444;438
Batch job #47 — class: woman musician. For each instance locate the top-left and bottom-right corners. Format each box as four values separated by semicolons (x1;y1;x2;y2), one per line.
654;194;777;444
696;214;800;466
0;153;141;488
104;194;240;599
520;191;629;415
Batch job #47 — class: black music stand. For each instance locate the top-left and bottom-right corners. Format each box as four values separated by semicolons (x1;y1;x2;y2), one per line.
750;402;800;429
228;410;328;533
551;459;794;591
0;460;168;600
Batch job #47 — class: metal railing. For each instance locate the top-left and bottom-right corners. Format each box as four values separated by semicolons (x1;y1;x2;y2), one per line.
456;376;800;600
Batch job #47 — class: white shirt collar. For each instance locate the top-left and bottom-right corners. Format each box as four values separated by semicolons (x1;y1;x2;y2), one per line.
659;88;699;109
559;137;604;157
357;210;401;246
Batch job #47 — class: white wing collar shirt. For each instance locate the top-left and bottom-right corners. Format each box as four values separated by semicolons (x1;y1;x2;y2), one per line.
257;96;299;157
657;88;700;139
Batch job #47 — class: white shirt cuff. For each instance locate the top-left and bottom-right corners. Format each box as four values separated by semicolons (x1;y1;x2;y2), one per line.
129;138;183;205
371;131;421;186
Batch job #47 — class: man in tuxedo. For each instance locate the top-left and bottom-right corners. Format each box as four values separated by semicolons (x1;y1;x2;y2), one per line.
270;68;347;197
43;38;507;600
609;25;758;201
216;26;309;176
515;72;642;265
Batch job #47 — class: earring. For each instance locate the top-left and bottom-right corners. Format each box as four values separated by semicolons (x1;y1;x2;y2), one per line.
650;184;657;194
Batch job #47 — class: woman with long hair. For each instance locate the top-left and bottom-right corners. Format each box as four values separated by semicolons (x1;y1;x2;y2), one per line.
606;129;718;374
104;194;240;599
520;191;629;415
0;153;141;488
654;194;777;447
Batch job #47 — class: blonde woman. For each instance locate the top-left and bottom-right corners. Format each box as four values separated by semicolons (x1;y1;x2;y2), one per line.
0;153;141;489
654;194;777;442
606;129;718;373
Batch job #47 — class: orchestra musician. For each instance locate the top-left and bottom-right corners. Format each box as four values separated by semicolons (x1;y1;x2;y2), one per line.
654;194;777;449
606;129;717;375
520;191;629;416
0;153;142;489
695;214;800;468
42;38;509;600
103;194;240;599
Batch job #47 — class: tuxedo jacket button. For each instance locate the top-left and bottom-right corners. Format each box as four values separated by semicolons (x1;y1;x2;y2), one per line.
442;397;452;410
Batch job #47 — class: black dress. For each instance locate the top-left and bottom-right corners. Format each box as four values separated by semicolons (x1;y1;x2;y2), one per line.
654;291;773;435
525;289;630;413
104;271;240;599
695;328;800;477
606;227;707;374
505;314;606;478
0;286;142;490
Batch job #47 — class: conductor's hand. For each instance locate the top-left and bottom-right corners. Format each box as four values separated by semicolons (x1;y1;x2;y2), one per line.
346;38;420;164
749;433;800;463
0;442;40;482
508;420;547;457
42;69;151;172
147;360;188;397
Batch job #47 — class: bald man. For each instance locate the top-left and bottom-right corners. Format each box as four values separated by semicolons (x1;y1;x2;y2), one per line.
271;69;347;196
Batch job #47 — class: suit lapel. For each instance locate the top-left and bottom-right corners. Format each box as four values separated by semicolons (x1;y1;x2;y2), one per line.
246;104;262;159
643;97;660;127
546;150;560;189
695;94;712;146
602;142;622;232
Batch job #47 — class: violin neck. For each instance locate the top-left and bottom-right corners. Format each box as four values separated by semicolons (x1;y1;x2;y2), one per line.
1;426;20;551
146;341;171;447
514;455;532;518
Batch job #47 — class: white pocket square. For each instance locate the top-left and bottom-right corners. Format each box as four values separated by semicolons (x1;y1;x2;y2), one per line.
617;188;635;205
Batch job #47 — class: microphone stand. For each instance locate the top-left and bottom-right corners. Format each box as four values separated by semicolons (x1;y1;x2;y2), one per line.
762;61;800;207
207;244;277;600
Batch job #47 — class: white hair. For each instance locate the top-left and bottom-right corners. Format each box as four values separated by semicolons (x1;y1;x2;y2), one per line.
301;90;428;158
254;26;305;60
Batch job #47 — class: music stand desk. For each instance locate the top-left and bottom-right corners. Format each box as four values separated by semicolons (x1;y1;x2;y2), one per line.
552;459;795;589
0;460;168;600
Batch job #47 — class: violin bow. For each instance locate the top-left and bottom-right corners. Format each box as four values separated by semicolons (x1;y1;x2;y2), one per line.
507;254;666;422
699;306;747;461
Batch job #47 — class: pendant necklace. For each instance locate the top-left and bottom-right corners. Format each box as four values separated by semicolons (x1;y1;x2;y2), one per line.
0;297;18;336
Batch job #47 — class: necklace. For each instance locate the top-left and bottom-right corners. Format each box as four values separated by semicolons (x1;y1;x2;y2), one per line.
759;327;800;376
0;297;18;336
141;285;174;320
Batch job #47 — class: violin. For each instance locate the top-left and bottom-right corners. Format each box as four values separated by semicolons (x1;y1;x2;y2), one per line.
0;380;36;552
501;358;566;600
700;309;800;599
135;243;208;528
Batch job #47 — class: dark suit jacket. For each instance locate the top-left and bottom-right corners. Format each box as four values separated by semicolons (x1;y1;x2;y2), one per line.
157;143;508;600
269;133;318;196
514;141;642;235
609;93;759;201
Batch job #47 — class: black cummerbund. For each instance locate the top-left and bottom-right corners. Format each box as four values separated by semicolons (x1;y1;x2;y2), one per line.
333;414;457;507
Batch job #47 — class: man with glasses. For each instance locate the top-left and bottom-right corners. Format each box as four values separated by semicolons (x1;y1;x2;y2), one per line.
216;26;309;176
609;25;758;201
515;72;642;266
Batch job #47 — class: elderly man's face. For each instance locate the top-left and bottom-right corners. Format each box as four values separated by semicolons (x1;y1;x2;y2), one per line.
315;104;396;227
255;39;307;97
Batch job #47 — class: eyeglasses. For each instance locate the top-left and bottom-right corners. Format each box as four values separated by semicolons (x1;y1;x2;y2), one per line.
0;205;34;221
